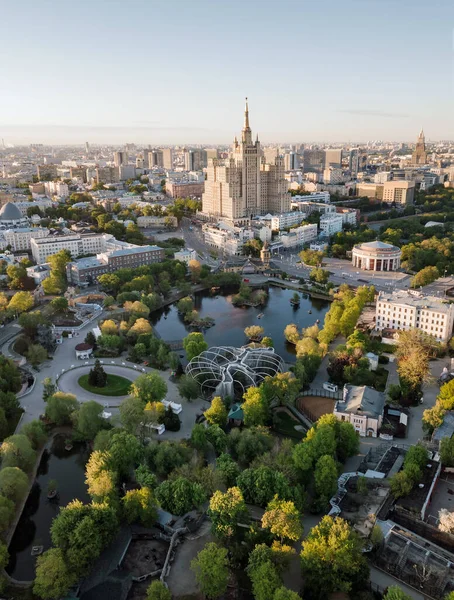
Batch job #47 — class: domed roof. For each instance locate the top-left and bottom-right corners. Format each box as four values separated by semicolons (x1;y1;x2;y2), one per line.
0;202;23;221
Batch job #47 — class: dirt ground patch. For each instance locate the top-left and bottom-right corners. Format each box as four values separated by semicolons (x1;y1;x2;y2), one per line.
297;396;335;421
167;521;214;598
123;539;169;577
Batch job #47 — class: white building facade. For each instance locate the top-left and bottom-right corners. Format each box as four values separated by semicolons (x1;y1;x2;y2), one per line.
375;291;454;343
320;213;343;236
279;223;317;249
352;241;401;272
174;248;198;264
31;233;108;264
3;227;49;251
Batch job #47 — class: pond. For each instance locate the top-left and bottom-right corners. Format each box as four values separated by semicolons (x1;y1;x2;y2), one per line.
7;434;90;582
150;285;330;363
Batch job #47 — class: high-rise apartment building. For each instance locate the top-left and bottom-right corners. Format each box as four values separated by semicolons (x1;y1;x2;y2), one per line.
184;149;207;171
96;167;119;184
201;100;290;223
162;149;173;170
412;129;428;165
113;151;128;167
70;166;87;182
85;142;90;154
148;150;164;168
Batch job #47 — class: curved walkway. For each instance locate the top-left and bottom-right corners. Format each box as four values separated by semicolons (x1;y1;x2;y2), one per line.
57;363;143;405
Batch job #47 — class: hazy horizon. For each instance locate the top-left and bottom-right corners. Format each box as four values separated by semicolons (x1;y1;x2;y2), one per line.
2;0;454;145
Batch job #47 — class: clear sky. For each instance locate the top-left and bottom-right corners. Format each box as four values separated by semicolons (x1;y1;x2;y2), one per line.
1;0;454;144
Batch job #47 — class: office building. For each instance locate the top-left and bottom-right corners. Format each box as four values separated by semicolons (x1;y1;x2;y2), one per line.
412;129;428;165
303;149;324;173
137;215;178;228
375;290;454;343
205;149;218;161
66;245;165;284
26;263;52;285
352;241;401;272
324;149;342;169
31;233;108;264
270;212;306;231
382;180;415;205
349;148;367;177
201;100;290;222
119;165;136;181
279;223;317;248
284;152;299;171
85;142;90;154
320;213;343;236
356;182;384;202
336;207;358;226
323;167;343;184
3;227;49;251
291;200;336;215
166;180;205;198
113;151;128;167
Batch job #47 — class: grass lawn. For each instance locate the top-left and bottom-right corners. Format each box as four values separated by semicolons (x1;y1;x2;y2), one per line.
273;410;305;439
78;374;133;396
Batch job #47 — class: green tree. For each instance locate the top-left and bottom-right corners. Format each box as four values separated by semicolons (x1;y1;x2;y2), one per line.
146;580;172;600
390;471;413;498
250;560;281;600
19;311;44;338
42;274;64;295
26;343;47;367
108;430;143;477
177;296;194;315
1;434;36;471
98;273;121;293
237;466;292;507
88;359;107;387
85;450;117;502
0;467;29;502
47;249;72;277
50;297;68;313
156;476;206;515
9;291;34;314
191;423;208;452
262;496;303;543
204;396;227;426
314;455;338;507
119;395;145;433
191;543;229;599
45;392;79;425
411;265;439;289
75;400;105;440
261;372;300;407
216;453;240;487
0;495;15;533
135;464;157;489
229;427;274;466
309;267;329;284
208;486;248;540
122;487;157;526
177;374;199;402
284;323;301;345
34;548;78;600
242;386;269;427
42;377;57;401
130;373;167;404
183;332;208;361
100;319;118;335
244;325;264;340
273;587;302;600
383;586;413;600
300;516;368;599
20;419;46;449
440;436;454;466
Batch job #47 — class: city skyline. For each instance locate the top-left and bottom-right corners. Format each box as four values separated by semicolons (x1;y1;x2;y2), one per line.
1;0;454;144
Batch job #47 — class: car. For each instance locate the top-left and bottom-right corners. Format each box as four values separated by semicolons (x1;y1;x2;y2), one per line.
243;278;249;282
323;382;338;393
291;279;299;283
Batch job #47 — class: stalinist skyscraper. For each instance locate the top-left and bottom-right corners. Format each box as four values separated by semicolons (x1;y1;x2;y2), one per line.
412;128;428;165
201;100;290;223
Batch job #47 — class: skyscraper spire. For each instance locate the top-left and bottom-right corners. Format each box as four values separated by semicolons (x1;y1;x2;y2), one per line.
242;97;252;144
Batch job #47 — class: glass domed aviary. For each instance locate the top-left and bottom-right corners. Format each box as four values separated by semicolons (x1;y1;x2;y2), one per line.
186;346;285;398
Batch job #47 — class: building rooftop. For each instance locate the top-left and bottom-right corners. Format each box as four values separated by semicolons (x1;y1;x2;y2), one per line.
378;290;452;313
358;240;399;251
336;384;385;419
106;245;162;257
0;202;23;221
433;411;454;443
